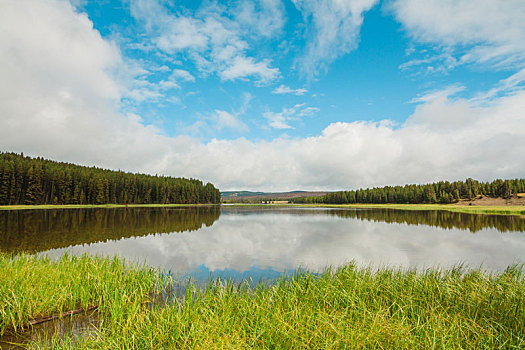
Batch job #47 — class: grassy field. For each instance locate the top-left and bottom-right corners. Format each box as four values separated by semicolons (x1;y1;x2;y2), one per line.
1;254;524;349
0;203;219;211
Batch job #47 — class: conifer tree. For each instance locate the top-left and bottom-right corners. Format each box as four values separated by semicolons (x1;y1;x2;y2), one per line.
24;166;43;204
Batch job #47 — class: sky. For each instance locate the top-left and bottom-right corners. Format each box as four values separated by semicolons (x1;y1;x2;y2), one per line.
1;0;524;191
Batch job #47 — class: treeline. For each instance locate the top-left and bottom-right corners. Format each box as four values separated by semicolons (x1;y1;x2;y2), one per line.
291;178;525;205
0;152;220;205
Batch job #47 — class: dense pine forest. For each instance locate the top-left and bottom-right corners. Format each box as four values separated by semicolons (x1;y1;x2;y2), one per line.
0;152;220;205
291;178;525;205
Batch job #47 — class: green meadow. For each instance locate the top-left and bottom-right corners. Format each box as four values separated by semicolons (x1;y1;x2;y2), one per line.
1;253;524;349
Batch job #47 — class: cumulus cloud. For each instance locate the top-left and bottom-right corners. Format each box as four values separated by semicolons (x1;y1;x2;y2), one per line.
0;0;175;173
128;0;280;85
293;0;379;78
272;84;308;95
392;0;525;70
180;90;525;190
1;0;524;193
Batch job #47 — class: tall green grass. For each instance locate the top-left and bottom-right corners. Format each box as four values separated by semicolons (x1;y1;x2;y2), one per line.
0;253;157;335
2;254;525;349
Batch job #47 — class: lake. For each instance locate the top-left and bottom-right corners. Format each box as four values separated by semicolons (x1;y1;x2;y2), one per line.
1;206;524;283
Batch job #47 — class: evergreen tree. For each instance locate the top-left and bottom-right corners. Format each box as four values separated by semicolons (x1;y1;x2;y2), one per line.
24;166;44;204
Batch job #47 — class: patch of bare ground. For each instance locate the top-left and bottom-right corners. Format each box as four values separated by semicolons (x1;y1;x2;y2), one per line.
455;195;525;206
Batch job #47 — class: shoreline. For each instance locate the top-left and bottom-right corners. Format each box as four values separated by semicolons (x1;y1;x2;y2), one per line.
1;202;524;216
0;203;220;211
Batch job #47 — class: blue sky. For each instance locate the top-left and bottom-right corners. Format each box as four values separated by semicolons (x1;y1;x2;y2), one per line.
1;0;524;190
78;0;505;140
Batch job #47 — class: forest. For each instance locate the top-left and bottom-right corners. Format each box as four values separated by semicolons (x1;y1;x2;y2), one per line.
291;178;525;205
0;152;220;205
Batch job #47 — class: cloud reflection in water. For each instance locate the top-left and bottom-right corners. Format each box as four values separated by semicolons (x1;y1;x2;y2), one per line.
44;208;525;280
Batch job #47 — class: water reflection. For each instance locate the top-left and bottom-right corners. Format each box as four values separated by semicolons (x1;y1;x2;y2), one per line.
0;207;220;253
1;207;525;277
323;208;525;232
8;207;519;276
0;311;99;349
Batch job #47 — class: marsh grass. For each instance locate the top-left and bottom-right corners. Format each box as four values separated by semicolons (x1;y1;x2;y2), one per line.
0;253;157;335
1;254;525;349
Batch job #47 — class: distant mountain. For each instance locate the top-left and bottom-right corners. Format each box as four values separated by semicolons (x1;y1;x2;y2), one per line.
221;191;265;198
221;191;329;200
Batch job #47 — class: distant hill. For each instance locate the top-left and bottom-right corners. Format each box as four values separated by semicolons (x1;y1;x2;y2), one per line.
221;191;268;198
221;191;329;201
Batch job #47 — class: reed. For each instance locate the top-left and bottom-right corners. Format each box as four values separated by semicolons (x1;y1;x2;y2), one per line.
0;253;157;335
1;254;524;349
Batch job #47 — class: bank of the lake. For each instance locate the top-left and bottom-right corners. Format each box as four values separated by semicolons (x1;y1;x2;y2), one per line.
1;202;524;218
2;253;524;349
0;203;219;211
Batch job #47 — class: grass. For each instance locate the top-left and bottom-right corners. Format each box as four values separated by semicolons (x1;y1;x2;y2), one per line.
1;254;525;349
0;203;219;211
0;254;157;335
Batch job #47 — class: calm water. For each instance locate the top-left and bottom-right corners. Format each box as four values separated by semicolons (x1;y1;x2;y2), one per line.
1;206;525;281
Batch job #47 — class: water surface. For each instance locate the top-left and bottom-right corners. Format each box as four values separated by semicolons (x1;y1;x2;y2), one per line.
1;206;524;282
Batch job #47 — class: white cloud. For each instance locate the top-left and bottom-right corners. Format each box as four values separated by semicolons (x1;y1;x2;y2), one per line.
293;0;379;78
263;104;319;129
472;68;525;103
128;0;280;85
219;56;279;84
185;92;252;134
263;113;293;130
1;0;524;194
234;0;285;39
409;84;465;104
272;84;308;95
123;67;196;103
392;0;525;70
183;89;525;190
212;110;249;132
398;49;458;74
171;69;195;82
0;0;174;172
